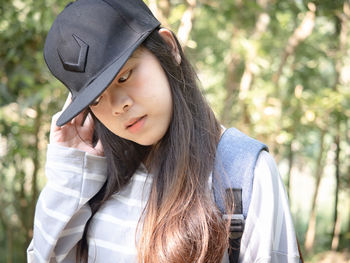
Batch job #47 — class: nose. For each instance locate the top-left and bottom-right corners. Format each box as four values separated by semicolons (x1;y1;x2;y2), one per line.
109;88;133;116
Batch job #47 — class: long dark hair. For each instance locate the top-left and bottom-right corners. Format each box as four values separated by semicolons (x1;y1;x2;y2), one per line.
77;28;228;263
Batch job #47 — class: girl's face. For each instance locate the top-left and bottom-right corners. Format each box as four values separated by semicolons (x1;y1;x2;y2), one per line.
89;48;173;146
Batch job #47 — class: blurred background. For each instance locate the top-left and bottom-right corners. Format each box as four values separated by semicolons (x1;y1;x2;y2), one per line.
0;0;349;262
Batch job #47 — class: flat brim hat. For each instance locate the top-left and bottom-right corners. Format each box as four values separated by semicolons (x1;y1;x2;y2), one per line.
44;0;161;126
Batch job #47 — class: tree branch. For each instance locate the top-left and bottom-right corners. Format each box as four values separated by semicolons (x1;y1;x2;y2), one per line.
177;0;197;47
273;3;316;85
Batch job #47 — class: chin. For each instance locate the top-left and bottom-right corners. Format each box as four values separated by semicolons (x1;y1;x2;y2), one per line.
134;137;159;146
134;131;165;146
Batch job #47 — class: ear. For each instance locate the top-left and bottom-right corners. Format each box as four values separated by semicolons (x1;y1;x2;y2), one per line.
158;28;181;65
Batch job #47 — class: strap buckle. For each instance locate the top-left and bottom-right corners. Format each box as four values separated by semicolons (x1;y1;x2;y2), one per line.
223;214;245;239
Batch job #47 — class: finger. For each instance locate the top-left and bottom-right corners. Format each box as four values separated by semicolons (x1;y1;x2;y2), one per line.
51;111;63;130
73;109;88;126
82;112;94;130
80;110;90;126
62;93;72;111
50;111;63;143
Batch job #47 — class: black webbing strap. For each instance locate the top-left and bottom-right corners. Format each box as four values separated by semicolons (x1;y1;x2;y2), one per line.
224;188;303;263
225;189;244;263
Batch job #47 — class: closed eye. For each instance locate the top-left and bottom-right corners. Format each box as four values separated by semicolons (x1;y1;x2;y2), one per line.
118;69;132;83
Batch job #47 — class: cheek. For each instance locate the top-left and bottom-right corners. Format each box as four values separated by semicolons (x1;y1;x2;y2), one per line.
133;63;169;98
90;107;115;132
161;80;173;111
144;74;172;102
133;75;157;99
90;107;105;123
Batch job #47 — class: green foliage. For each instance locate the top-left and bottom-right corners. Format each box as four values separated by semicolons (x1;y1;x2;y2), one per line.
0;0;69;261
0;0;349;261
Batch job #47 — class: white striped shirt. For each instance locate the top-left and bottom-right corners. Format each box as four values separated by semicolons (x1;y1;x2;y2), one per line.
27;144;299;263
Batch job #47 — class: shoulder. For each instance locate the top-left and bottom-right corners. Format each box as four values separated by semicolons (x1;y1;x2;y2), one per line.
219;127;267;150
249;150;288;219
250;150;286;215
254;150;279;179
215;127;268;172
213;127;269;217
252;151;295;232
240;151;300;262
253;150;286;201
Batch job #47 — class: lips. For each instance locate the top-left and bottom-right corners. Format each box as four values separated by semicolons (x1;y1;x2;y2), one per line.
125;115;146;129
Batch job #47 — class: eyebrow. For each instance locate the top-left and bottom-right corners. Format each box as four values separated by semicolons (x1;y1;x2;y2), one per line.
113;47;144;81
129;48;144;59
112;55;137;84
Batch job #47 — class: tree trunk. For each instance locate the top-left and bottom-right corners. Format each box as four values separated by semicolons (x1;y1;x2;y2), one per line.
7;224;13;263
0;212;10;263
239;0;270;100
273;3;316;87
271;4;316;166
331;1;349;250
331;211;342;251
331;124;341;251
239;0;271;128
304;128;327;254
220;38;241;126
148;0;170;28
177;0;196;47
221;0;271;126
286;140;294;199
158;0;170;18
345;118;350;238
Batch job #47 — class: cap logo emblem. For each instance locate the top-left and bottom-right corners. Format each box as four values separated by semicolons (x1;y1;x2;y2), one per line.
57;34;89;72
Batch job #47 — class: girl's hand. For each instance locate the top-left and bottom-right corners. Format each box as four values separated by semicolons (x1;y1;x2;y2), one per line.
49;94;104;156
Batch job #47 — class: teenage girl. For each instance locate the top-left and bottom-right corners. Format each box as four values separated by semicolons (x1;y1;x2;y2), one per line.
27;0;301;262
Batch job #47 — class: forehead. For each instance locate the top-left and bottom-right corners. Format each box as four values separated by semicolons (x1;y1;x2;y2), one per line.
129;47;145;60
113;50;141;75
117;47;146;71
119;47;153;72
111;47;147;81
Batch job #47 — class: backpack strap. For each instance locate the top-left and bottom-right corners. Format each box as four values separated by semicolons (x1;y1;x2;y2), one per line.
224;188;245;263
213;127;268;262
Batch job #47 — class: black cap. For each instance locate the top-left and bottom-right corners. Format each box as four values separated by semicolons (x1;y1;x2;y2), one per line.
44;0;161;126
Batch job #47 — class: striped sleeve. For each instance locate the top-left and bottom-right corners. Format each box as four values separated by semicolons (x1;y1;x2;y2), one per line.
27;144;107;263
238;151;300;263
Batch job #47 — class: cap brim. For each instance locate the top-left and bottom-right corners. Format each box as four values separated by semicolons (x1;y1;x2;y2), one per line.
56;31;152;126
